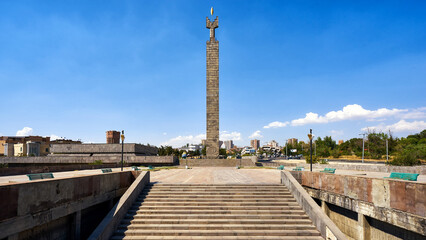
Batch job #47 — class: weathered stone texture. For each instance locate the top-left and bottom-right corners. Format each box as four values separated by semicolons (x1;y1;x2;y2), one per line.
206;19;219;158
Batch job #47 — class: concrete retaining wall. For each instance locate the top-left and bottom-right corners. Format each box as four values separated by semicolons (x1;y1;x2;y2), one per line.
293;171;426;236
51;143;158;155
0;171;139;239
263;161;426;174
0;155;177;165
280;171;347;240
89;171;150;240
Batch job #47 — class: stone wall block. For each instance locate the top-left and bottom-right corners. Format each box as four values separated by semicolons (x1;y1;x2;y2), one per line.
313;172;320;189
357;177;369;202
414;183;426;217
366;178;373;202
74;177;93;200
372;179;390;208
0;186;18;221
17;179;74;216
345;176;358;199
301;171;309;186
389;180;407;212
405;183;416;216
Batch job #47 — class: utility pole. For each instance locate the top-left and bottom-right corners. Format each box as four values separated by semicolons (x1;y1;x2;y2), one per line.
121;130;125;171
359;133;366;163
386;139;389;163
308;129;313;172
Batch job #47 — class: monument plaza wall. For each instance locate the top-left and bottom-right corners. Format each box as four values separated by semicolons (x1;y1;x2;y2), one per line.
0;171;144;239
291;171;425;239
50;143;158;156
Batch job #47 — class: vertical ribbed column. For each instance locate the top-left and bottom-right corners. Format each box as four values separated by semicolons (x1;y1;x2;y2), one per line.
206;39;219;158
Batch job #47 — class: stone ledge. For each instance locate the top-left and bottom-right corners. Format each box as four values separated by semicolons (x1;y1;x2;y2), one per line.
281;171;347;240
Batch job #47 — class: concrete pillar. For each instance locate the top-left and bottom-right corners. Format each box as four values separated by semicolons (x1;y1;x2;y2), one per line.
321;200;329;216
358;213;370;240
72;210;81;240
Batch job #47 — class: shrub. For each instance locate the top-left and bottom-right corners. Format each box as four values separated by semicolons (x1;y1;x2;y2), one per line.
305;155;320;164
89;160;103;165
389;144;424;166
331;149;341;158
319;158;329;164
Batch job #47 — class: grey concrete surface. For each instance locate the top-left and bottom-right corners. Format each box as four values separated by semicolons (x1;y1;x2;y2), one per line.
281;171;348;240
89;171;150;240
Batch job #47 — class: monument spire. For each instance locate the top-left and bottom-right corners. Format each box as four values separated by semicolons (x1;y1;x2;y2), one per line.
205;8;220;158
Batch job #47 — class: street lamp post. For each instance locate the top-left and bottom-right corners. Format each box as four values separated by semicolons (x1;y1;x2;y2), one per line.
121;130;125;171
359;133;366;163
308;129;313;172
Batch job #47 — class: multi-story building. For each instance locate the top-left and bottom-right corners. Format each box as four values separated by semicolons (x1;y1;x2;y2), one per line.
106;130;120;144
179;144;203;153
223;140;234;150
287;138;298;146
269;140;279;148
250;139;260;150
1;136;50;156
241;147;256;155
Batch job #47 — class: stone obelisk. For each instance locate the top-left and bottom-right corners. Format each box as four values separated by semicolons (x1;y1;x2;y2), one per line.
206;8;219;158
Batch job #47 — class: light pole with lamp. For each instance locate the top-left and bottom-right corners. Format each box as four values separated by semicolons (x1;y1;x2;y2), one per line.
121;130;125;171
308;129;313;172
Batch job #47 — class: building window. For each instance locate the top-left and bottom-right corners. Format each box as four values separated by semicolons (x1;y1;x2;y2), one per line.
20;147;23;151
46;148;49;152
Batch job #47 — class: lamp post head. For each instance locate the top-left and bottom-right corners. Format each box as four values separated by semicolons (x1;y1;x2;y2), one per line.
121;130;125;142
308;129;313;141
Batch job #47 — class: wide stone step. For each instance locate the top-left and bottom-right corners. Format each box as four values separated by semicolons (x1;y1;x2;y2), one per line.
148;184;283;187
142;191;292;195
130;209;306;215
136;201;299;206
133;206;303;211
137;195;294;201
114;229;321;236
127;214;310;220
120;218;314;225
135;198;297;203
118;224;317;231
111;235;324;240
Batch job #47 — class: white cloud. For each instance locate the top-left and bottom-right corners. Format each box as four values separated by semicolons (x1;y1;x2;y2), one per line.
161;134;206;147
16;127;33;136
400;107;426;119
161;131;242;147
263;121;290;129
291;104;407;126
362;120;426;133
249;130;263;139
220;131;241;141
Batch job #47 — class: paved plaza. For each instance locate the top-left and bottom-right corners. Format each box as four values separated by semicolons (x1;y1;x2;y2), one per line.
1;166;425;185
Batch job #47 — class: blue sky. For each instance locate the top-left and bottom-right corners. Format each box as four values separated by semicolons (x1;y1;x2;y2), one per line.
0;1;425;147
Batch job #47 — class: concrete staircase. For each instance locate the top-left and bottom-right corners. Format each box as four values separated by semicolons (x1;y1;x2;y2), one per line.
111;184;323;239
